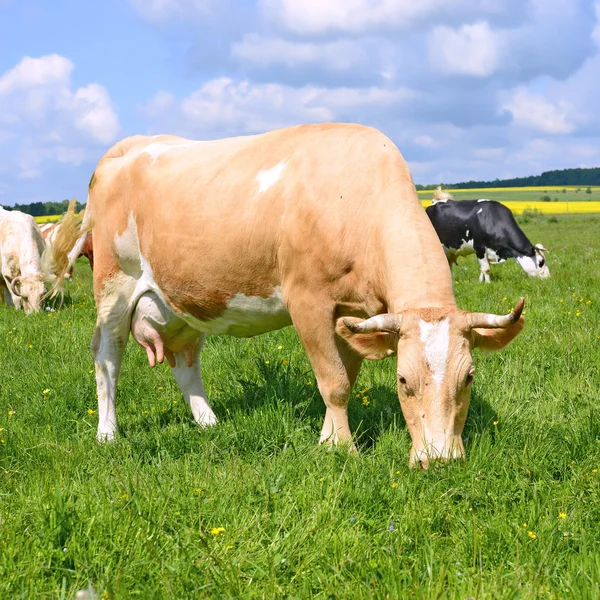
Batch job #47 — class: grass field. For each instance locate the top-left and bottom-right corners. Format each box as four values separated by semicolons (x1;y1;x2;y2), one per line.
1;215;599;598
417;186;600;203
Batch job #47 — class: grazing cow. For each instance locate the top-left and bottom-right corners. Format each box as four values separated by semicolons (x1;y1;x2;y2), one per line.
0;207;46;313
48;124;525;467
426;188;550;283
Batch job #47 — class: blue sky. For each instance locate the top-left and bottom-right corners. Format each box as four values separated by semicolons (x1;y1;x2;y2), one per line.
1;0;599;206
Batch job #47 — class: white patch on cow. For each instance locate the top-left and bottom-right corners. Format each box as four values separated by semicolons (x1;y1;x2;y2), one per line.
419;318;450;390
431;199;447;204
256;160;286;193
516;255;538;276
444;238;474;261
477;198;490;202
197;287;291;337
465;229;469;237
477;208;483;214
143;141;203;162
485;248;505;264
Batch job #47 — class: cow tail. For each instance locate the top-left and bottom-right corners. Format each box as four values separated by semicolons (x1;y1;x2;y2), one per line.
42;198;93;297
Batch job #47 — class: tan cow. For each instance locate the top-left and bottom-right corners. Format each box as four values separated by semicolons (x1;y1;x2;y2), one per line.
0;207;47;313
48;124;524;467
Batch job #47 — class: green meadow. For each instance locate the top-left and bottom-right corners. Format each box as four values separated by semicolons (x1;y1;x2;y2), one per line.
1;214;599;599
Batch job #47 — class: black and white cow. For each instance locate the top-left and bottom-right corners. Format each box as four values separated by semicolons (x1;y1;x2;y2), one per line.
426;188;550;283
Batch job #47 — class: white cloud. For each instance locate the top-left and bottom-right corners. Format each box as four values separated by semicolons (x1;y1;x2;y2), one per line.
140;90;176;118
0;55;119;179
429;21;501;77
260;0;524;36
231;35;365;71
128;0;213;21
152;77;415;137
503;89;573;134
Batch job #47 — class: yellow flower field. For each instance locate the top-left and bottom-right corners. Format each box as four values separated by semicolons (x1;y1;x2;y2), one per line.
34;214;62;224
420;200;600;214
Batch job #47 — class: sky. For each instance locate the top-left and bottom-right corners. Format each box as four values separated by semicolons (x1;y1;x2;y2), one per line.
0;0;599;206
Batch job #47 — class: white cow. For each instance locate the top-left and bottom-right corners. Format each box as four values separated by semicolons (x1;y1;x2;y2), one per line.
0;207;47;313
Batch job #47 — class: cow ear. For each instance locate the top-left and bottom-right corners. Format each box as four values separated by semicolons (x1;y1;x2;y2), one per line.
336;317;397;360
473;317;525;352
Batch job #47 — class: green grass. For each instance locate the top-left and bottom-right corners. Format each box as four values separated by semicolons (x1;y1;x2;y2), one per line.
1;216;599;599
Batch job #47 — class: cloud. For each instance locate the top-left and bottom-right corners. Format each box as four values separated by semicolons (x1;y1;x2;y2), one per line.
128;0;214;22
0;54;119;180
144;77;416;138
260;0;527;36
502;89;573;134
429;21;501;77
231;34;366;71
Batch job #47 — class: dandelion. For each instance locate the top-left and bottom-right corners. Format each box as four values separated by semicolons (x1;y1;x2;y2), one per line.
559;512;567;519
319;477;324;482
8;410;14;416
87;408;96;415
586;300;591;305
1;440;4;444
210;527;225;536
528;531;537;539
195;488;202;493
559;299;564;303
493;420;498;426
265;360;270;365
227;545;233;549
395;470;400;475
593;469;598;473
502;297;507;302
362;396;370;407
28;344;33;348
277;345;283;350
391;482;398;488
42;389;50;395
523;523;528;528
158;386;164;391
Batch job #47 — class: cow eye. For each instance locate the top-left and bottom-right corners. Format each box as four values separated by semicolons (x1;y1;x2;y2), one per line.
399;375;407;386
466;370;475;385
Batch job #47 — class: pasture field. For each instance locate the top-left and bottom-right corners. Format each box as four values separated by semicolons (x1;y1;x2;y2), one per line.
417;186;600;204
1;215;599;599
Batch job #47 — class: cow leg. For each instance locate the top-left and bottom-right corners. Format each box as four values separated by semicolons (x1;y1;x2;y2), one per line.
290;304;363;448
477;249;491;283
91;274;136;442
170;337;217;427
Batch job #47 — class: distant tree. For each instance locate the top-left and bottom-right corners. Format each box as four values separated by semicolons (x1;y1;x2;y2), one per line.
3;199;85;216
562;188;567;193
586;187;592;194
540;195;551;202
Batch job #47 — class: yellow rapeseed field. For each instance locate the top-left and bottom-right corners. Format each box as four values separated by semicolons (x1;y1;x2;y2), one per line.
420;200;600;214
417;186;600;193
34;215;62;224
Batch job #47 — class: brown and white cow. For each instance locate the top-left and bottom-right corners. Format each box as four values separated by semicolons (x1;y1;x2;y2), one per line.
0;207;47;313
49;124;525;467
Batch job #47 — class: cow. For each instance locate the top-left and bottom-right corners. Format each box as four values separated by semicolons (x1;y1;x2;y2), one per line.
0;207;47;313
426;188;550;283
47;124;525;468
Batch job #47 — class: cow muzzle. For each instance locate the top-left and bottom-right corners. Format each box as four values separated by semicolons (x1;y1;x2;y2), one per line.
409;436;465;469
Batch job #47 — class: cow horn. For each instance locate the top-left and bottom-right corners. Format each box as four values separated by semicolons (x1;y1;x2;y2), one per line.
534;243;549;253
7;276;21;296
468;297;525;329
342;313;402;334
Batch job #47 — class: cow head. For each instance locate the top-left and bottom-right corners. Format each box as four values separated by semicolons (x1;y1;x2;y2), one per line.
336;298;525;468
10;274;46;314
517;244;550;279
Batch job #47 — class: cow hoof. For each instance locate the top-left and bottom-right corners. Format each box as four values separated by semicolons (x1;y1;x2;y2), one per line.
97;430;116;443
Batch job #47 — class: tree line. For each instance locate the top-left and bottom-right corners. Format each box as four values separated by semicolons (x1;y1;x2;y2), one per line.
416;166;600;190
3;199;86;216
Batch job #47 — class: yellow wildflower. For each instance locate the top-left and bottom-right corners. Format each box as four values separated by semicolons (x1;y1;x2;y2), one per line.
391;482;398;488
0;440;4;444
593;469;598;473
87;409;96;415
277;345;283;350
395;470;400;475
559;513;567;519
523;523;527;528
319;477;324;482
528;531;537;539
493;421;498;426
120;493;128;500
283;360;289;365
265;360;270;365
89;369;94;374
362;396;370;406
227;545;233;549
8;410;14;416
210;527;225;536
